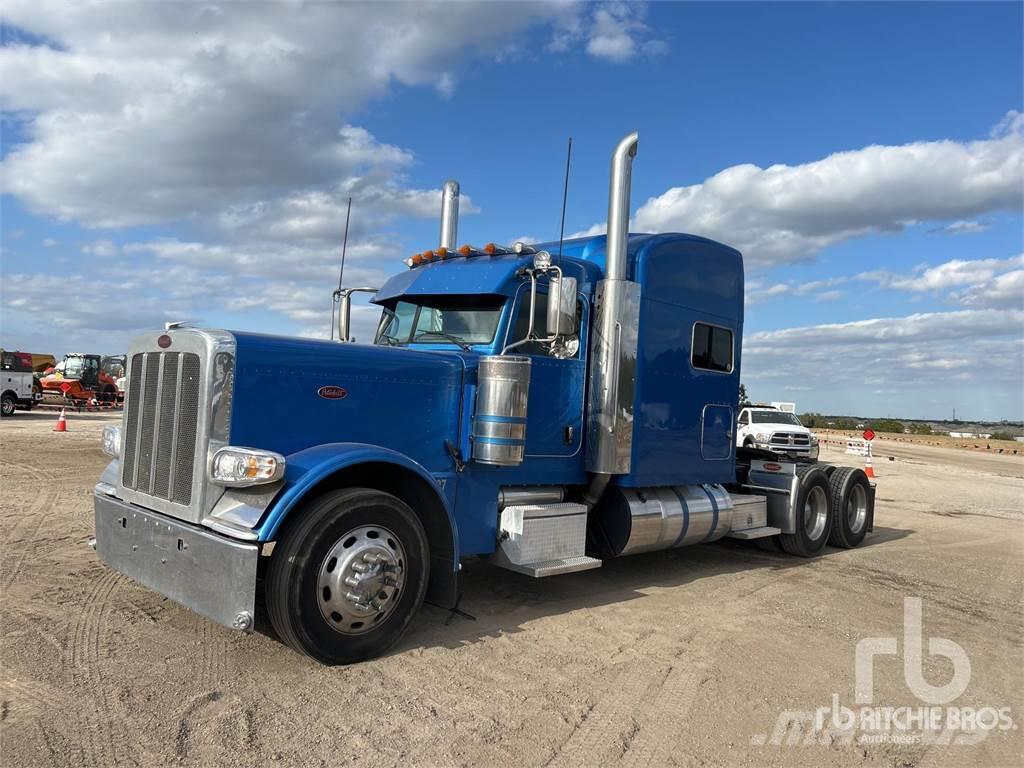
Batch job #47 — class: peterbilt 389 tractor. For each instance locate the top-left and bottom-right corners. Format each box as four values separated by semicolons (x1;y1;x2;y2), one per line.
92;132;875;664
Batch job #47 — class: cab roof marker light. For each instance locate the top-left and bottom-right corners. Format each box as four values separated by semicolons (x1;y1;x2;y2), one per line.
513;242;536;255
484;243;512;256
437;247;450;260
458;244;484;258
421;250;435;262
404;257;416;268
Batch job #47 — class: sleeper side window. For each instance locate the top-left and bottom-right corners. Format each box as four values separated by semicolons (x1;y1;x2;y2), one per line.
691;322;733;373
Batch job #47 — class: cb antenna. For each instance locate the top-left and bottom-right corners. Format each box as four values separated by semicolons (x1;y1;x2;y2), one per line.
330;197;353;340
556;137;572;265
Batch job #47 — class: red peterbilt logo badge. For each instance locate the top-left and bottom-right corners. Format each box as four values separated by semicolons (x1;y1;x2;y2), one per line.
762;462;782;472
317;385;347;400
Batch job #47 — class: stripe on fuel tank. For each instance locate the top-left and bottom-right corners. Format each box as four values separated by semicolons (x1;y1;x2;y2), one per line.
473;436;523;446
474;414;527;424
669;487;691;547
700;484;719;542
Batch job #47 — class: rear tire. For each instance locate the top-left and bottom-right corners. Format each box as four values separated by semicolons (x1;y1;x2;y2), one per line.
1;394;15;417
827;467;871;548
266;488;429;664
779;465;832;557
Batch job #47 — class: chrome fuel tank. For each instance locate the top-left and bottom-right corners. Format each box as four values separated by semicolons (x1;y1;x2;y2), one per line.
589;484;734;557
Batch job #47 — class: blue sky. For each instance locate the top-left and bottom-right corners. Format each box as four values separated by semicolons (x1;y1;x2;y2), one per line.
2;1;1022;420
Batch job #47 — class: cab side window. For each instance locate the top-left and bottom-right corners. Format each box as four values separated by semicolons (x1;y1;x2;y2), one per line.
692;322;734;373
738;410;749;426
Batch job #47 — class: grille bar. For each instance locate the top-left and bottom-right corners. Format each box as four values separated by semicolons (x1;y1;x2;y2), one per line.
121;351;201;506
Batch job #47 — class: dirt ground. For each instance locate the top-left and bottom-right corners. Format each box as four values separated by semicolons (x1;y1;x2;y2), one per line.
1;410;1022;767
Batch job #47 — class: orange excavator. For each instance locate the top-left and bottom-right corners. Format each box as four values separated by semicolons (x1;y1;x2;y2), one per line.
39;353;120;406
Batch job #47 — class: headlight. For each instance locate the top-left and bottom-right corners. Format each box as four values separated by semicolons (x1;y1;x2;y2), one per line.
101;425;121;458
210;446;285;486
755;432;770;442
809;433;819;445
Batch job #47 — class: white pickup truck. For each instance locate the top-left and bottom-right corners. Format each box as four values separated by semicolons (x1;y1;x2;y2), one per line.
736;405;819;460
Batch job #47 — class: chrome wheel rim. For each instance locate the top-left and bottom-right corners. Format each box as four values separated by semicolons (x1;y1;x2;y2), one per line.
317;525;406;635
803;486;828;540
1;399;13;416
847;484;868;534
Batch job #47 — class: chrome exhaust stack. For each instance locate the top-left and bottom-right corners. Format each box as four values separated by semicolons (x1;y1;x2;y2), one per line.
585;131;641;480
439;179;460;251
605;131;638;282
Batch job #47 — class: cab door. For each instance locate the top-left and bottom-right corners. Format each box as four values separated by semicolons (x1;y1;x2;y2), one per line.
504;286;585;458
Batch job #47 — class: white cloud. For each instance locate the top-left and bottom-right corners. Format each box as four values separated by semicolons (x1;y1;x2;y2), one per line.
42;237;57;247
82;239;118;257
745;276;847;305
549;2;667;62
743;309;1024;392
955;269;1024;309
929;219;991;235
814;290;843;303
627;112;1024;267
858;253;1024;309
0;1;568;228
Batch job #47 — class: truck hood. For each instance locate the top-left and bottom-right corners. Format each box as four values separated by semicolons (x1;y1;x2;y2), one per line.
228;332;466;473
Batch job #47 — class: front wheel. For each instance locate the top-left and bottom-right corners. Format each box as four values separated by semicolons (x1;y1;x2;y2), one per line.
266;488;429;664
1;394;15;417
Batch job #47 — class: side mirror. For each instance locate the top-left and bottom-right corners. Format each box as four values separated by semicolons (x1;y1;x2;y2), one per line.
546;275;577;337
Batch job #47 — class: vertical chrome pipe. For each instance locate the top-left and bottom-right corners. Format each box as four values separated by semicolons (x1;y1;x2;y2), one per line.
586;130;641;479
605;131;638;282
439;180;460;251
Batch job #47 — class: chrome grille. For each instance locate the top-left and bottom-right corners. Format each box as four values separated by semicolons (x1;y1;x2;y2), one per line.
121;351;201;505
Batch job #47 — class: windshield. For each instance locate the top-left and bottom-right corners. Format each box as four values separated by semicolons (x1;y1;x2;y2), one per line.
750;410;803;426
62;358;84;378
376;295;505;347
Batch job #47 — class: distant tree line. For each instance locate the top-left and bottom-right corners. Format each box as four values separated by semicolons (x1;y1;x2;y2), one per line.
797;414;935;435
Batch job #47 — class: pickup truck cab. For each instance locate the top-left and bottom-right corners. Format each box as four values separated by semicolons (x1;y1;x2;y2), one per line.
736;405;819;460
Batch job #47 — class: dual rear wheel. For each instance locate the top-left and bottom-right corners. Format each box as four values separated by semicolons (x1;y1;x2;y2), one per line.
778;465;871;557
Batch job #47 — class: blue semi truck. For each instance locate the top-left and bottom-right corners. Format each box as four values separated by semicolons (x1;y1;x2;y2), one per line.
92;132;874;664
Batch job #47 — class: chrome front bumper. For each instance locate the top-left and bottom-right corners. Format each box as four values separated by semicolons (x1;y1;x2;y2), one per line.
94;492;259;631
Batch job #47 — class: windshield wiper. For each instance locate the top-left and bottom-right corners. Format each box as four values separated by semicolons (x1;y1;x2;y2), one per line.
414;331;472;351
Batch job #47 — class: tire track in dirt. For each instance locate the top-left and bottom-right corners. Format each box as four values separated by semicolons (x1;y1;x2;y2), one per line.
543;562;798;768
0;458;61;591
202;620;228;687
65;568;139;767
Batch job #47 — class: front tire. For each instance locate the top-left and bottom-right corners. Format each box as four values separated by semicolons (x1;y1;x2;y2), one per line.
779;465;832;557
266;488;429;664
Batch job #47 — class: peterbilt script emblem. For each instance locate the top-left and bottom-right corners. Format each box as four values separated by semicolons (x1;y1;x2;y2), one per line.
762;462;782;472
317;386;348;400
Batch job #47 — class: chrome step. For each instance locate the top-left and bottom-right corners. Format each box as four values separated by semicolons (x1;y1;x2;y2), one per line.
491;551;602;577
727;525;781;540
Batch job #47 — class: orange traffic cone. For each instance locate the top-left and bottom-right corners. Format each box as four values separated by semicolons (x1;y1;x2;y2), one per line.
864;453;875;479
53;408;68;432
